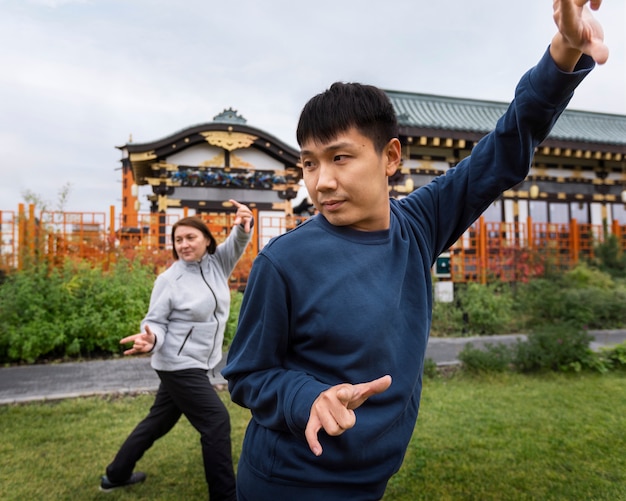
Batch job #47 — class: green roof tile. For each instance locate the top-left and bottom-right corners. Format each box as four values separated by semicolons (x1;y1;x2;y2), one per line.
385;90;626;146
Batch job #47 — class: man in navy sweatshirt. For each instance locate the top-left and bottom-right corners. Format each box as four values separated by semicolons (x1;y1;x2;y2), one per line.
223;1;610;499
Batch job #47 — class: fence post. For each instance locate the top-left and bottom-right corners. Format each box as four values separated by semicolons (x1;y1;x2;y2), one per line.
27;204;36;264
479;216;487;284
108;205;116;269
611;219;620;241
570;218;579;264
17;204;25;271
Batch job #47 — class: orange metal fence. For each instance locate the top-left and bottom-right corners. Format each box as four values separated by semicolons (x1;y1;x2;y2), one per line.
450;217;625;283
1;204;625;285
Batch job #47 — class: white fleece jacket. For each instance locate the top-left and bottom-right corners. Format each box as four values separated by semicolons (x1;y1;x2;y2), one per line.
142;224;252;372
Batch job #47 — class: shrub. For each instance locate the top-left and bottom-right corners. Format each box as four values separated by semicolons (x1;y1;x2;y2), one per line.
458;342;513;373
559;287;626;329
0;260;250;363
422;357;439;379
431;298;465;336
0;259;154;363
590;233;626;279
563;261;614;289
599;341;626;371
224;290;243;349
510;323;600;373
454;282;515;335
514;266;626;330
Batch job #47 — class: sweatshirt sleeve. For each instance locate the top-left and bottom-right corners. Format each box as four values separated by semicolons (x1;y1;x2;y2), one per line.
213;223;253;275
140;273;171;353
222;253;329;435
401;47;595;260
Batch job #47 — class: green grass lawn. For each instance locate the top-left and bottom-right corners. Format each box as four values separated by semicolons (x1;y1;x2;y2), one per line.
1;372;625;500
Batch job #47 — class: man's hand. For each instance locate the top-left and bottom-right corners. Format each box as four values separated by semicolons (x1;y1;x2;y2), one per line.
551;0;609;70
120;325;156;355
305;375;392;456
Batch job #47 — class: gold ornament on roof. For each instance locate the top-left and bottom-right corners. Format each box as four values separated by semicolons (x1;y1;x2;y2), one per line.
200;131;257;151
157;195;181;212
200;153;226;167
129;150;157;162
230;153;253;168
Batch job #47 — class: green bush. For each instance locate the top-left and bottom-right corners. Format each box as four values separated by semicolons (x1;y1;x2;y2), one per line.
562;261;615;289
458;342;513;373
514;264;626;330
0;259;154;363
458;325;619;375
590;233;626;279
453;282;515;335
422;357;439;379
433;271;626;338
224;290;243;349
511;323;601;373
431;298;464;336
0;260;246;364
513;278;565;327
598;341;626;371
560;287;626;328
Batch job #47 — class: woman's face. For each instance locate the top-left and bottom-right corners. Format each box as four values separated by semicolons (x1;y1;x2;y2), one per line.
174;225;210;262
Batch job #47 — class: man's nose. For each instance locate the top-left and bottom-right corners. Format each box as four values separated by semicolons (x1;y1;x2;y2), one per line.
315;163;337;192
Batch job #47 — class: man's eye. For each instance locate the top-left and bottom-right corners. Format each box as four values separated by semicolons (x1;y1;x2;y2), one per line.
334;155;348;162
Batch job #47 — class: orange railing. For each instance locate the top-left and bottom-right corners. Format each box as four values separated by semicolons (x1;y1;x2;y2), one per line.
2;204;625;285
450;216;624;283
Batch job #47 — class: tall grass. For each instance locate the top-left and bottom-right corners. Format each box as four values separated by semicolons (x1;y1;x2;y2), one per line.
1;372;624;500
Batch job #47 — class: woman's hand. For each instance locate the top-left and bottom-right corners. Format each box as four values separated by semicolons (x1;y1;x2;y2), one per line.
230;199;254;233
120;325;156;355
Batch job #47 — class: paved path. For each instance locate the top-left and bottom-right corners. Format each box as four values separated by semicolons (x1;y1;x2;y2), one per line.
1;330;624;405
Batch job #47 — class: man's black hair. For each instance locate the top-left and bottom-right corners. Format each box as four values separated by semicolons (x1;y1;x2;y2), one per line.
296;82;399;153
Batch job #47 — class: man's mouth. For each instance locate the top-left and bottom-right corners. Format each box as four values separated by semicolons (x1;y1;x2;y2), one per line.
321;200;344;211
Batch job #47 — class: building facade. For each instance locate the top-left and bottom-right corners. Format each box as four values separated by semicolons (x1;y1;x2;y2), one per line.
387;91;626;228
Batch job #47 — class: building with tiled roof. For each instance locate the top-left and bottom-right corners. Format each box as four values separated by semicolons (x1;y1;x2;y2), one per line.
385;90;626;228
118;92;626;256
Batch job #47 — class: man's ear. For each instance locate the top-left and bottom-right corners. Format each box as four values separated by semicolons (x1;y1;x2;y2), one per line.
384;138;402;177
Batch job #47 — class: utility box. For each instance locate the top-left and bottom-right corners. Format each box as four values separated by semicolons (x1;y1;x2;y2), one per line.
434;280;454;303
434;252;451;278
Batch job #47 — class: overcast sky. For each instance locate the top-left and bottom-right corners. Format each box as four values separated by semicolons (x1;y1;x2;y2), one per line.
1;0;624;214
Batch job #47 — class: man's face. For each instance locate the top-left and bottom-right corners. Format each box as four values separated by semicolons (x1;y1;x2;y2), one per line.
299;127;401;231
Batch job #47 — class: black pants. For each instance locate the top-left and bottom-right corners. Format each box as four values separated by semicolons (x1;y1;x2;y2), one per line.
106;368;236;501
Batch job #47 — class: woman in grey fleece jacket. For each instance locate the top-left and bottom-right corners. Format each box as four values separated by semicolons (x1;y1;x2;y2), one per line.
101;200;253;501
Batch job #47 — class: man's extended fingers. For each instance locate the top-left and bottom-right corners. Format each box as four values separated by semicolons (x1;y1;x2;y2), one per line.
556;0;608;65
305;376;392;457
589;41;609;65
367;374;392;394
305;416;323;456
345;375;392;410
584;0;601;10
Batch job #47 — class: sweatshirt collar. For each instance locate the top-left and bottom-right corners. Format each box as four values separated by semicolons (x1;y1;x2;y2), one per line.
179;251;210;269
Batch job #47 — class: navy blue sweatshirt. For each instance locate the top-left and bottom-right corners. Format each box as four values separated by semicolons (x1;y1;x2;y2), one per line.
223;48;594;500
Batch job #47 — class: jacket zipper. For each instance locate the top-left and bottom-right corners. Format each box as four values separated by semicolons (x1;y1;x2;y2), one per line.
177;326;194;355
199;265;220;363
